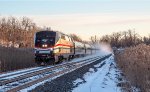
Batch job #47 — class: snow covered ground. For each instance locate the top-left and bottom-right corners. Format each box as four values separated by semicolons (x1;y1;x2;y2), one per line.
72;54;121;92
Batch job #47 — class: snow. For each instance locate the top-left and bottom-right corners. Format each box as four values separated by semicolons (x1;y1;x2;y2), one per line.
0;66;67;92
0;66;55;80
72;55;121;92
0;67;41;78
19;77;58;92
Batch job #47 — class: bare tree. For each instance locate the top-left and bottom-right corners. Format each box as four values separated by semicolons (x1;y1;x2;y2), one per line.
0;16;38;47
97;29;145;48
70;34;82;42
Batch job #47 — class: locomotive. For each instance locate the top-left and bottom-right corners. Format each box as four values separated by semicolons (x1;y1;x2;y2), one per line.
34;30;96;65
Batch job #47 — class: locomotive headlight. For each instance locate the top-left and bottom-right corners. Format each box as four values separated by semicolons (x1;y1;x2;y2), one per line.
44;44;47;47
42;44;48;47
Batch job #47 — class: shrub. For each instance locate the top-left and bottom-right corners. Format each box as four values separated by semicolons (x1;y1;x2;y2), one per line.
0;46;36;72
115;44;150;92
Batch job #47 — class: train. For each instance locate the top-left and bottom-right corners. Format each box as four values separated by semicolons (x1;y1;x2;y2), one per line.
34;30;97;65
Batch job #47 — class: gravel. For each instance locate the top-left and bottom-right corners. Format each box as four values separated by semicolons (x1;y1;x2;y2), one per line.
30;55;111;92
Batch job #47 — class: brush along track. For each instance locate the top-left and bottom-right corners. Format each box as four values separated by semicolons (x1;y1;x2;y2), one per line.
0;54;111;92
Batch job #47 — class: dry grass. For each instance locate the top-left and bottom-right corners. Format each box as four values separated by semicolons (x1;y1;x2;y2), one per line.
0;46;36;73
115;44;150;92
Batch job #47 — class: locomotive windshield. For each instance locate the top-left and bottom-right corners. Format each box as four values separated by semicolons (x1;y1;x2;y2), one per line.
35;31;56;48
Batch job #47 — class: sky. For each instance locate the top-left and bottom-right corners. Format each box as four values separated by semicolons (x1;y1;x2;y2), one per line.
0;0;150;40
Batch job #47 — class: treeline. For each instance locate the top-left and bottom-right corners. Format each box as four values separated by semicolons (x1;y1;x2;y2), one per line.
0;16;39;47
69;34;82;42
1;16;150;48
91;30;150;48
0;16;85;48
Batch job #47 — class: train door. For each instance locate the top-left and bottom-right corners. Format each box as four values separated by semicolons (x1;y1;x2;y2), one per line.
68;36;74;54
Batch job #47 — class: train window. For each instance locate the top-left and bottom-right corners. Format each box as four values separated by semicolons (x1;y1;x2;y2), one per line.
61;35;66;40
36;31;56;38
65;36;70;41
55;33;59;42
68;36;72;41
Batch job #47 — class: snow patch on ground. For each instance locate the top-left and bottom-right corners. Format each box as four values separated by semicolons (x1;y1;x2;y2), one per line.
73;78;84;86
72;55;121;92
89;68;95;72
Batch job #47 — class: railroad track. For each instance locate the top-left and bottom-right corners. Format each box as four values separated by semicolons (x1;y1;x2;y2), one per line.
0;54;111;92
0;67;45;80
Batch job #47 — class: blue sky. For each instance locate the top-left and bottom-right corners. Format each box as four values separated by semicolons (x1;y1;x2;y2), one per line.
0;0;150;40
0;0;150;15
